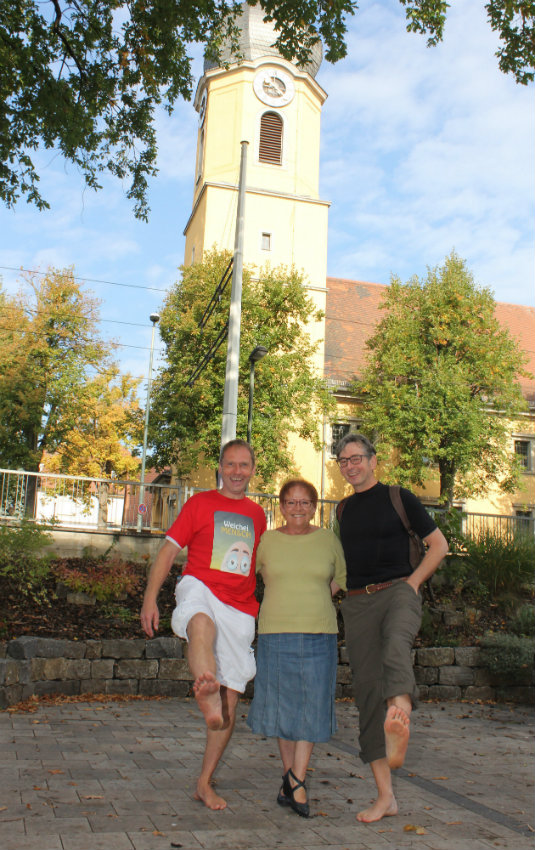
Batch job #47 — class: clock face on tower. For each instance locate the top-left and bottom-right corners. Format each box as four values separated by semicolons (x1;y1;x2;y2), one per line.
253;68;295;107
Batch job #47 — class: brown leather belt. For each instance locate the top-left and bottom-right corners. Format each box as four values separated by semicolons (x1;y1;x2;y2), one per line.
347;577;408;596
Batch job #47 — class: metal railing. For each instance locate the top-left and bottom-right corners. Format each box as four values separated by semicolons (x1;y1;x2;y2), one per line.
0;468;532;537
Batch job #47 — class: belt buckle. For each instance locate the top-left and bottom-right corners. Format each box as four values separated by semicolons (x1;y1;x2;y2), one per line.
365;584;373;594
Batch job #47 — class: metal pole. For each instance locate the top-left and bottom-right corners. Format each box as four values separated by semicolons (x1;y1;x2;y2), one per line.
137;313;160;531
221;140;248;451
247;359;255;444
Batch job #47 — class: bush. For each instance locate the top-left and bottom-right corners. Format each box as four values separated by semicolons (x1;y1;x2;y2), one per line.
479;633;534;675
0;521;54;604
462;528;535;598
508;604;535;637
53;555;141;602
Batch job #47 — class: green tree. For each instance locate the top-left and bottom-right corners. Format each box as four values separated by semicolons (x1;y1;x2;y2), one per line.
150;249;334;486
0;267;142;475
357;251;530;507
44;368;143;479
1;1;532;220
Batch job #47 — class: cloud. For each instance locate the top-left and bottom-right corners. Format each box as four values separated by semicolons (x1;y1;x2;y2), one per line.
319;0;534;304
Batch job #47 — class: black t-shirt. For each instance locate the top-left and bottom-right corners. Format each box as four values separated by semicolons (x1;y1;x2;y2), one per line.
338;482;437;589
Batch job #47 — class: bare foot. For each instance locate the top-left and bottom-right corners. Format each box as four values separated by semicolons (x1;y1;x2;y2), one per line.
384;704;410;769
194;782;227;810
193;672;223;730
357;794;398;823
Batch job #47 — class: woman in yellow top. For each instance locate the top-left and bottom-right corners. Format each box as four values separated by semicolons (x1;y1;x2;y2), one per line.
247;479;346;818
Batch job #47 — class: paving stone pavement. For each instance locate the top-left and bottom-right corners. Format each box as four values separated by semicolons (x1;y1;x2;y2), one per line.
1;697;533;850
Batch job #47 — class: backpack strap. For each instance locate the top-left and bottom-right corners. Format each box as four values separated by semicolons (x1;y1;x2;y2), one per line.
389;484;411;533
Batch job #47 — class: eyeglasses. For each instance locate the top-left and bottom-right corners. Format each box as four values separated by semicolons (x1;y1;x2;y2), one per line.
336;454;369;468
283;499;313;508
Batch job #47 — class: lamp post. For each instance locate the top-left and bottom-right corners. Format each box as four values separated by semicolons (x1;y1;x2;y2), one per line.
247;345;268;444
137;312;160;532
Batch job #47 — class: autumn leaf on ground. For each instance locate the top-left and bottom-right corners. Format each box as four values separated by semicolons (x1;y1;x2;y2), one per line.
404;824;427;834
48;770;64;775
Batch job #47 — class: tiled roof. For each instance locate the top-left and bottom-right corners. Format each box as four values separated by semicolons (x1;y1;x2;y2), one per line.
325;277;535;403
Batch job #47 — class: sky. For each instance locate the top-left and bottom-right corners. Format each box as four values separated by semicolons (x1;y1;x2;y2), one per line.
0;0;533;385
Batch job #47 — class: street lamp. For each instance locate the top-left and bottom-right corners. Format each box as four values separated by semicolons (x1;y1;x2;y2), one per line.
137;312;160;532
247;345;268;444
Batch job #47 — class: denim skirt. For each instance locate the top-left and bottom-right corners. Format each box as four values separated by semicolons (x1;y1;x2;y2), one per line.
247;633;338;742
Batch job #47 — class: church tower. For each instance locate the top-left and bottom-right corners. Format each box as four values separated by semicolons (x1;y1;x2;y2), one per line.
184;4;329;290
184;4;330;482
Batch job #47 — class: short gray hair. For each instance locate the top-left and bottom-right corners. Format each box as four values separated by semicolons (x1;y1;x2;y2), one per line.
335;432;376;459
219;439;256;466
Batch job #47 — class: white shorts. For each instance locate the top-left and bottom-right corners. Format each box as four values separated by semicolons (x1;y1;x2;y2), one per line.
171;575;256;693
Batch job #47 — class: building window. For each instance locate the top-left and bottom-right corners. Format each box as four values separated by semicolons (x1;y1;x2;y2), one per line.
259;112;283;165
514;439;533;471
331;423;350;456
196;128;204;182
261;232;272;251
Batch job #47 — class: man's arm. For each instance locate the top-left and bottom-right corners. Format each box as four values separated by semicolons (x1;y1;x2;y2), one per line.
406;527;449;594
140;540;181;637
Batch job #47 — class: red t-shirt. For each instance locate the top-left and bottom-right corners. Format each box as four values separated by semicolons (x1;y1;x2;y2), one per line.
166;490;267;616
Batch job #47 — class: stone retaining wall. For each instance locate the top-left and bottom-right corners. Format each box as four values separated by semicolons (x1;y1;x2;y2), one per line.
1;637;533;709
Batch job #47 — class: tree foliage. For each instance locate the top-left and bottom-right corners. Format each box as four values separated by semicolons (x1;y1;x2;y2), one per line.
0;267;143;474
1;1;532;219
150;249;334;485
357;251;530;506
43;369;143;479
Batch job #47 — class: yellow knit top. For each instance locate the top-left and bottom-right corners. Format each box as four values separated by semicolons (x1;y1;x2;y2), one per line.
256;528;347;634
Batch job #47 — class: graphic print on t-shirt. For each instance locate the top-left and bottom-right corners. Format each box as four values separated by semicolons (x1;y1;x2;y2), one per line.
211;511;254;575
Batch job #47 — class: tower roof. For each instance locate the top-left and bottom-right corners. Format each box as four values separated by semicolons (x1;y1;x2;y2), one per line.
204;2;322;77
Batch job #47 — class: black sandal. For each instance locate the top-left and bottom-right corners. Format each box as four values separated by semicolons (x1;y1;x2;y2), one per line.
277;771;291;807
283;768;310;818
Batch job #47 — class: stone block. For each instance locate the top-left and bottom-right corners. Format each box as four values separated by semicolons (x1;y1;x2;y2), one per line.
80;679;108;694
23;680;80;699
139;679;190;698
66;591;96;606
0;683;23;708
439;666;474;687
417;685;430;700
454;647;481;666
101;639;145;658
0;642;7;659
85;641;103;659
495;686;534;704
105;678;139;695
463;686;495;701
0;659;20;686
115;659;158;679
474;668;492;686
336;665;353;685
428;684;461;700
339;645;349;664
414;666;438;685
8;636;86;659
416;647;455;666
30;657;91;681
90;659;115;679
145;637;183;659
158;659;192;680
443;610;465;627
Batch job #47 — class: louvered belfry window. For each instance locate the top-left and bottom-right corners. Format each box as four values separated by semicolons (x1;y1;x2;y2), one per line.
259;112;283;164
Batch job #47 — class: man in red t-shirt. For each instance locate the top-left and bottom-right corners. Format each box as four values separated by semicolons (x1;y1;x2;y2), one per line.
141;440;266;810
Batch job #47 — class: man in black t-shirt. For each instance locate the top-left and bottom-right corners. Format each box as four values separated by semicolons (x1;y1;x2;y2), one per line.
335;433;448;824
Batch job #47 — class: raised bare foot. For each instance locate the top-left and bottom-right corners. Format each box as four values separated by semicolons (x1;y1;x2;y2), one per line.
384;704;410;769
193;672;223;730
194;782;227;810
356;794;398;823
